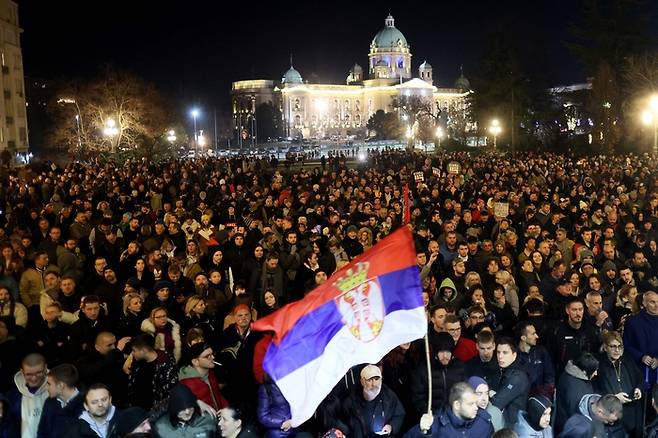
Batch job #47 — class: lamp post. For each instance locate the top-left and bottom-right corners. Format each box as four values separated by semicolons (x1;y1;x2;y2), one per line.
191;108;200;156
103;118;119;153
642;95;658;155
436;126;444;150
490;119;502;151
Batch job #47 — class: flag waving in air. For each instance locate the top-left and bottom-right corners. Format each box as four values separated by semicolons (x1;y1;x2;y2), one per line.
253;227;427;426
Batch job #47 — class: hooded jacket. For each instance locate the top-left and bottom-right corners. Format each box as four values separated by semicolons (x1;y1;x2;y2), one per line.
178;365;228;411
559;394;608;438
554;360;595;433
432;278;462;308
6;371;49;438
513;410;553;438
154;384;217;438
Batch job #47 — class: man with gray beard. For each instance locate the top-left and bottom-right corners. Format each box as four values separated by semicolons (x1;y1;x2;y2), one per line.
342;364;406;437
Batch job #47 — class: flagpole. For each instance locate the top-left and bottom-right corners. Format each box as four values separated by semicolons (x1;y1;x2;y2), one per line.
422;333;433;433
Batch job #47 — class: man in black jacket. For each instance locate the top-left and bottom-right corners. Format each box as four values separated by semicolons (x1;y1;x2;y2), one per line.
411;332;465;418
489;336;530;427
465;330;499;387
37;363;85;438
342;364;405;438
67;384;117;438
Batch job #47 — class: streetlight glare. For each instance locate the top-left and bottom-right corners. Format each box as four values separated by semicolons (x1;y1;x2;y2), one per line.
314;99;328;112
650;95;658;112
191;109;200;118
198;135;207;147
436;127;444;138
643;110;654;126
106;118;116;128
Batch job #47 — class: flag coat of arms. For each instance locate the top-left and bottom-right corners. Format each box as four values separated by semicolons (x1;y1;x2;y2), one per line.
253;227;427;426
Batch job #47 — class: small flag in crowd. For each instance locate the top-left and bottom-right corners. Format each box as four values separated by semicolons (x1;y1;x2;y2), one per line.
253;227;427;426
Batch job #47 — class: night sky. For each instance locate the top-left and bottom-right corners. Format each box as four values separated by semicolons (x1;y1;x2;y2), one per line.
14;0;658;120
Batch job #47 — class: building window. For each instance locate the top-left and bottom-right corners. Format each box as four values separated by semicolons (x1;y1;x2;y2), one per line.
355;100;360;112
355;114;361;126
294;98;301;111
344;99;350;110
6;116;13;125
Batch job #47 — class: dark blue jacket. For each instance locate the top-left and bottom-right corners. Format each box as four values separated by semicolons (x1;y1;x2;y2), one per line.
257;382;295;438
343;385;405;438
403;407;493;438
624;310;658;384
36;392;85;438
518;345;555;395
490;358;530;426
0;393;19;438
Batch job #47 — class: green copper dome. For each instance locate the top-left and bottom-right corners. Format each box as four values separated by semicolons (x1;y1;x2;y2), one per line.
371;14;408;49
282;67;303;84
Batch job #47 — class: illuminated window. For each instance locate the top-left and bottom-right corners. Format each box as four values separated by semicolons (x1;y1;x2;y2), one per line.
294;98;301;111
355;100;360;112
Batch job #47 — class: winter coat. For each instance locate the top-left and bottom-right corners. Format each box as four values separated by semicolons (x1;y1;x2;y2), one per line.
178;365;228;411
36;391;85;438
623;310;658;381
490;358;530;427
554;360;595;433
342;385;405;438
0;301;27;327
67;406;116;438
140;317;182;362
0;393;19;438
6;371;49;438
154;413;216;438
127;350;178;410
403;407;494;438
19;265;59;308
593;353;643;437
465;356;501;388
514;410;553;438
548;321;600;373
257;382;296;438
411;357;465;416
518;345;556;397
559;394;626;438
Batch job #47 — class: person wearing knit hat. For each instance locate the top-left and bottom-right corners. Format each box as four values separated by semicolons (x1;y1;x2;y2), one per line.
113;406;151;437
411;332;466;413
467;376;504;432
513;395;553;438
155;384;217;437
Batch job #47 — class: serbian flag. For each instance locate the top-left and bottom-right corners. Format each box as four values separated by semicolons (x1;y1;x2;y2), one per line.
253;227;427;426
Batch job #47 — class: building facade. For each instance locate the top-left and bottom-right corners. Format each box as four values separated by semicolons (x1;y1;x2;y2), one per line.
0;0;27;152
231;14;471;141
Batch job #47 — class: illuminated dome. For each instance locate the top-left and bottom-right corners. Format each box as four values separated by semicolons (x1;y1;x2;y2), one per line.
282;66;303;84
371;14;409;49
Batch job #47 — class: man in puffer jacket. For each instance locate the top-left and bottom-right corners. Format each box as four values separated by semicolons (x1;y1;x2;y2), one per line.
342;364;405;438
155;384;217;438
257;379;299;438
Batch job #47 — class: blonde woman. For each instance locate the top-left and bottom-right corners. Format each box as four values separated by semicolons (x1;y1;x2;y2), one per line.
495;270;520;316
464;271;482;291
141;307;182;362
182;295;215;341
117;292;145;338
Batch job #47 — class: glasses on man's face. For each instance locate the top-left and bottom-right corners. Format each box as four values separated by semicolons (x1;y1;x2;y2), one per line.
607;344;623;350
24;369;45;378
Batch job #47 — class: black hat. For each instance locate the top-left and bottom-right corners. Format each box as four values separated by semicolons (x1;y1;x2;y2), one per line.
430;332;455;353
153;280;173;291
115;407;149;435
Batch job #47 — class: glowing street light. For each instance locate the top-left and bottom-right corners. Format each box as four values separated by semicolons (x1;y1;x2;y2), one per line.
643;95;658;155
166;129;177;143
436;126;444;149
103;118;118;137
489;119;502;150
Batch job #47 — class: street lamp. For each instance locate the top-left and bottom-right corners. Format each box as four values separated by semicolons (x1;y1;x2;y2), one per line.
103;118;119;153
436;126;444;149
642;95;658;155
190;108;200;155
489;119;502;150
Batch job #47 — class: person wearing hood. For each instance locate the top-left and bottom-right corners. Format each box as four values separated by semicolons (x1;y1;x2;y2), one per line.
554;353;599;434
178;342;228;412
5;353;49;438
37;363;85;438
432;277;462;309
110;406;152;437
513;395;553;438
560;394;623;438
68;384;117;438
490;336;530;427
154;384;216;438
467;376;504;431
411;332;466;416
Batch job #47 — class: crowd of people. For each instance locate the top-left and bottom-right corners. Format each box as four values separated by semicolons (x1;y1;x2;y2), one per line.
1;149;658;437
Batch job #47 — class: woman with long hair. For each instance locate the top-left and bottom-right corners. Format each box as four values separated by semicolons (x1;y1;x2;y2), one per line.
0;285;27;328
117;292;145;338
182;295;215;341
